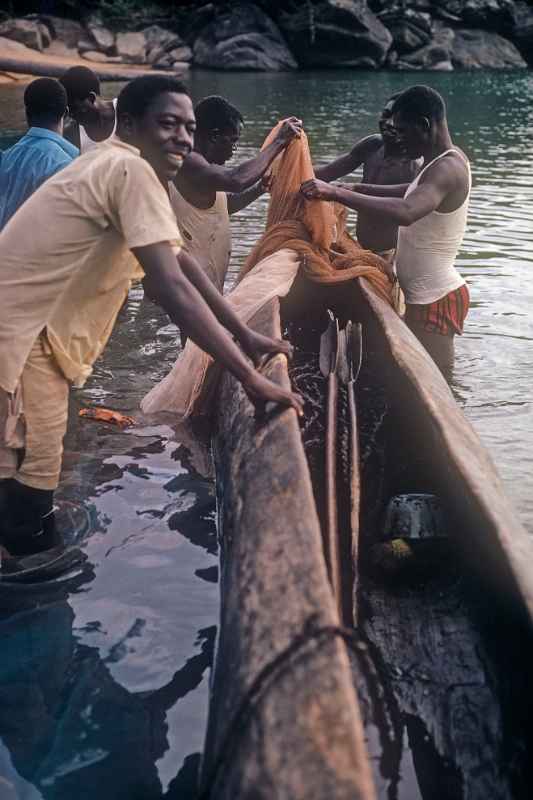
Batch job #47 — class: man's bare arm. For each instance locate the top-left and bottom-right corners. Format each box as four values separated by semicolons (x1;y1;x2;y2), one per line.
177;249;292;365
136;243;303;413
343;181;411;197
314;135;382;183
301;161;459;226
178;118;302;195
227;180;265;215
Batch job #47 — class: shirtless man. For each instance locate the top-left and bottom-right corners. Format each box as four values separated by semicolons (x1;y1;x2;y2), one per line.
60;66;116;152
302;85;471;375
0;76;302;562
314;94;420;253
173;95;302;291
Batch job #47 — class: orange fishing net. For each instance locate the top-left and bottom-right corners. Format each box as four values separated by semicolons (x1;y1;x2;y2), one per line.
239;123;394;306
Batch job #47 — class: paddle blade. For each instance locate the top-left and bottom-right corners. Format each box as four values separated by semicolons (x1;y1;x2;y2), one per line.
346;321;363;383
319;309;339;376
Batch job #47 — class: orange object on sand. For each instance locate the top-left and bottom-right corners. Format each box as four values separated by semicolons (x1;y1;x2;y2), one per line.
79;407;135;427
239;123;394;306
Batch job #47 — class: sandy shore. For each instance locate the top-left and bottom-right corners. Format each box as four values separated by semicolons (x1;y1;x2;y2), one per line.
0;37;188;84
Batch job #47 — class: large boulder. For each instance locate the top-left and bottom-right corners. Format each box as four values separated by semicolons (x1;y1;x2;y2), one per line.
451;28;527;68
378;8;433;55
461;0;516;32
152;46;193;69
193;4;297;71
395;25;455;71
142;25;186;65
86;18;115;55
44;40;79;58
0;18;50;52
40;15;84;48
510;0;533;65
115;31;147;64
278;0;392;68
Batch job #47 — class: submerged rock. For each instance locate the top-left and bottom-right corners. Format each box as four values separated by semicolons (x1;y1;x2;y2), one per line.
193;4;297;71
278;0;392;68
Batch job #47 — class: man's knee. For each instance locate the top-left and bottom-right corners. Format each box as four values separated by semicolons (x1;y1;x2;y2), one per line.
16;336;69;491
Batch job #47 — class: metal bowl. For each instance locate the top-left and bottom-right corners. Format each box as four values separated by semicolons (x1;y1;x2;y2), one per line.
381;493;447;541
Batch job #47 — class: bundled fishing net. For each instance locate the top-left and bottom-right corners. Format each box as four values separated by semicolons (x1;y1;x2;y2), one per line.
141;122;394;419
239;122;394;305
141;249;299;417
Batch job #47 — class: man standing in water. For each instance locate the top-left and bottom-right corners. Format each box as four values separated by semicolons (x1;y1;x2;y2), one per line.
0;78;78;229
60;66;117;152
301;85;471;375
172;94;302;291
0;76;302;564
313;93;420;255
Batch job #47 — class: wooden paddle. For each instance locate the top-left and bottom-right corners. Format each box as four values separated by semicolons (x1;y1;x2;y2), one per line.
320;315;363;625
343;321;363;626
319;310;343;620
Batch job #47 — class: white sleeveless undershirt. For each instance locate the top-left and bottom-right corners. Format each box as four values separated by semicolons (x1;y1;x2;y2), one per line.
79;98;117;154
395;148;471;305
169;184;231;292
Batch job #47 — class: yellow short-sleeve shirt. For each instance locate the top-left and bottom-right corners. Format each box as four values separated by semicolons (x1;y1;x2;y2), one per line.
0;136;182;391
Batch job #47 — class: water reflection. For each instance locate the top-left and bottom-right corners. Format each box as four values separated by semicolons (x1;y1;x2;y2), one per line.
0;601;213;799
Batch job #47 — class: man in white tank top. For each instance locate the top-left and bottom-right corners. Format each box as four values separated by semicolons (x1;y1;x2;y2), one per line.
301;85;471;376
173;96;302;295
60;67;117;153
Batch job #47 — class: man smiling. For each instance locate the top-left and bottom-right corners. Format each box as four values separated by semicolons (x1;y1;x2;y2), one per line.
0;76;302;562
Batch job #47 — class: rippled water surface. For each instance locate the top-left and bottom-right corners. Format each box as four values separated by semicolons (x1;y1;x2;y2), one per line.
0;69;532;798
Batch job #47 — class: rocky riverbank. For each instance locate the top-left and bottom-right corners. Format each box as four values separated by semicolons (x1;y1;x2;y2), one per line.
0;0;531;83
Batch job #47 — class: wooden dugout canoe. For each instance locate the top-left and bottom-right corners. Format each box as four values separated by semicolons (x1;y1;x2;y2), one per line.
203;274;533;799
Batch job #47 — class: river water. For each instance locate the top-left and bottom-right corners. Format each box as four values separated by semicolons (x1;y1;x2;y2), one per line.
0;69;532;799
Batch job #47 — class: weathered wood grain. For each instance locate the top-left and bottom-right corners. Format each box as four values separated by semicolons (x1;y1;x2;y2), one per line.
202;298;375;800
359;278;533;626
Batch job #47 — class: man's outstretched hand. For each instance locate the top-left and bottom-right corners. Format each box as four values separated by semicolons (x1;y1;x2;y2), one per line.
274;117;303;148
300;178;336;201
240;329;294;367
242;370;304;418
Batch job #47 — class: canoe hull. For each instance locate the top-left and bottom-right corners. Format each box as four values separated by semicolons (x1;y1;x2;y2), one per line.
203;299;375;799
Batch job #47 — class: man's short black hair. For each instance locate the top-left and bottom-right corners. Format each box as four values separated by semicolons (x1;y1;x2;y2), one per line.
60;66;100;105
117;75;189;120
391;85;446;124
381;92;401;115
194;96;244;135
24;77;68;126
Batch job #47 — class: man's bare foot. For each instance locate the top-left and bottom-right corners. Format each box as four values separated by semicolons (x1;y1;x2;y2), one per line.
242;371;304;417
241;330;294;367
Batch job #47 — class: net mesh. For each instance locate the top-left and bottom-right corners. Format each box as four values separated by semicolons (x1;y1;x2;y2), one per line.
239;122;394;306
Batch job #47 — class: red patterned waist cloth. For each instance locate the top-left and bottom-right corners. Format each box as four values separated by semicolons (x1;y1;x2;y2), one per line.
405;283;470;336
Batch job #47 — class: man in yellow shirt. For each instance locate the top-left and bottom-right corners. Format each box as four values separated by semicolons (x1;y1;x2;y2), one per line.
0;75;302;561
